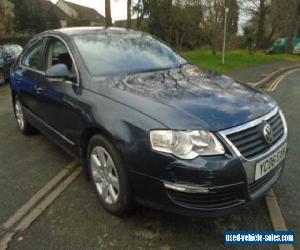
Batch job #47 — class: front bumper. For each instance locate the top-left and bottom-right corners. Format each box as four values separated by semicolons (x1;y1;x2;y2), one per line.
131;157;285;217
130;107;288;216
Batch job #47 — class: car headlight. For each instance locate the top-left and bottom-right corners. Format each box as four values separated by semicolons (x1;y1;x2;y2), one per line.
149;130;225;159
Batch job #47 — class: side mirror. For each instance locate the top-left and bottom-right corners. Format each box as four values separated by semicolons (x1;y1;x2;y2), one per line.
46;64;75;82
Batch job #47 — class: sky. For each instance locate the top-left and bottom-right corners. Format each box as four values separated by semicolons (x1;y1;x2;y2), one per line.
49;0;132;21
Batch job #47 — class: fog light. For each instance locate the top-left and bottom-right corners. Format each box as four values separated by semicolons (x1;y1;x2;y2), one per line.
163;181;210;193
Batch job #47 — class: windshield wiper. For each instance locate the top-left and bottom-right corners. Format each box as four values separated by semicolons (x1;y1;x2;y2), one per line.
128;62;190;75
129;67;174;74
179;62;190;67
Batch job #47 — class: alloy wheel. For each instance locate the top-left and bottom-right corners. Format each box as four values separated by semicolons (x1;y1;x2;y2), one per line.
15;100;25;130
90;146;120;205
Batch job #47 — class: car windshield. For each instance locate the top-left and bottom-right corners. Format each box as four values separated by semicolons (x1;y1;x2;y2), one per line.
72;32;187;76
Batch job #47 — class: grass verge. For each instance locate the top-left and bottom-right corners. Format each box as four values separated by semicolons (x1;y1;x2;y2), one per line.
181;49;300;74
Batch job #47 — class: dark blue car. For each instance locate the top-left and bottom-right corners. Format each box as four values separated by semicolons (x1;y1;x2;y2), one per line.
0;44;22;85
10;27;288;216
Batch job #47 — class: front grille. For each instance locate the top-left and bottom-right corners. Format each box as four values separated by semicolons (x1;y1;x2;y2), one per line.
226;112;284;159
167;189;243;209
248;166;282;195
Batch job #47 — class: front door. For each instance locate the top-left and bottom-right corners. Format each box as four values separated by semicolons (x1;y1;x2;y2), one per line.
34;36;82;154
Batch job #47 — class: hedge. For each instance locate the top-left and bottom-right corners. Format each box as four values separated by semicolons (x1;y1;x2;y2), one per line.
0;35;32;47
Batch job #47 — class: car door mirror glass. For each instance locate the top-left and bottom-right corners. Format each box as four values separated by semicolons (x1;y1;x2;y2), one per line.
46;64;72;81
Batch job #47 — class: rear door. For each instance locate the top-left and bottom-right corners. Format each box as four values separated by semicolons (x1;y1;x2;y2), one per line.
15;38;46;117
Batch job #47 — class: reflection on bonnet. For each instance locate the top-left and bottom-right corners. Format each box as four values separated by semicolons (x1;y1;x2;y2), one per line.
106;65;259;102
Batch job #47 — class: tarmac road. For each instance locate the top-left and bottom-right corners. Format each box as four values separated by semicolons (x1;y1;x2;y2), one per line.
270;71;300;238
0;86;72;227
1;68;299;250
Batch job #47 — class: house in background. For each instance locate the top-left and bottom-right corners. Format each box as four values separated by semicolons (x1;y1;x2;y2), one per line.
42;0;72;27
14;0;105;28
56;0;105;27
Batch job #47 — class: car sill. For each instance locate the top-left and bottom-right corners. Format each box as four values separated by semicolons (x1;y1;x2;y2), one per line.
23;106;75;146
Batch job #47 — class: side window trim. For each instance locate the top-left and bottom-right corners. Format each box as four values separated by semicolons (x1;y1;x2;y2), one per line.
20;37;46;75
44;35;80;85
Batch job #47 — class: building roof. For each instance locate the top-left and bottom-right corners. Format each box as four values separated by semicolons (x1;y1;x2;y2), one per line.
45;1;71;20
23;0;71;20
60;0;105;21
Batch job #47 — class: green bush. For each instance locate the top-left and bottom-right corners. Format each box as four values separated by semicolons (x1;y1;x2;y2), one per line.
0;35;32;47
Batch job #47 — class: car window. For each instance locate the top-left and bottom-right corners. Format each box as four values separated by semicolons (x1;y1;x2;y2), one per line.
22;39;44;70
46;38;74;72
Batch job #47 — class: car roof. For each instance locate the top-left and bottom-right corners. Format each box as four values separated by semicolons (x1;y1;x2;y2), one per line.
51;26;141;36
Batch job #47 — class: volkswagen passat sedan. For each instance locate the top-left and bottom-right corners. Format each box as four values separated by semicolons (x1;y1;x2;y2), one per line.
10;27;288;216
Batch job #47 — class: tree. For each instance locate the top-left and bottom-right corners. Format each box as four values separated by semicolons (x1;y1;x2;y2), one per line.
226;0;239;49
147;0;173;43
243;0;270;49
256;0;299;51
105;0;112;27
171;0;204;49
132;0;239;51
285;0;299;52
133;0;150;30
0;0;14;36
133;0;148;29
67;18;90;27
11;0;60;33
127;0;132;28
46;6;61;30
197;0;228;54
256;0;268;48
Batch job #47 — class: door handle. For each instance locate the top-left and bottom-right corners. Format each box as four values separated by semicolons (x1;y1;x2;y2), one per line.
34;86;44;94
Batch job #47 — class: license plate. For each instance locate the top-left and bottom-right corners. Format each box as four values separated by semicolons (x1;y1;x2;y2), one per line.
255;145;287;181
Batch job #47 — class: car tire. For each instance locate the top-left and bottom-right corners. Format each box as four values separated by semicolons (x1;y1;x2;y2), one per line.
14;97;35;135
0;69;5;86
87;134;135;216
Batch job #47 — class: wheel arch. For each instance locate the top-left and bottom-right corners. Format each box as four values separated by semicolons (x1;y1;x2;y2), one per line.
11;90;17;114
80;125;115;179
